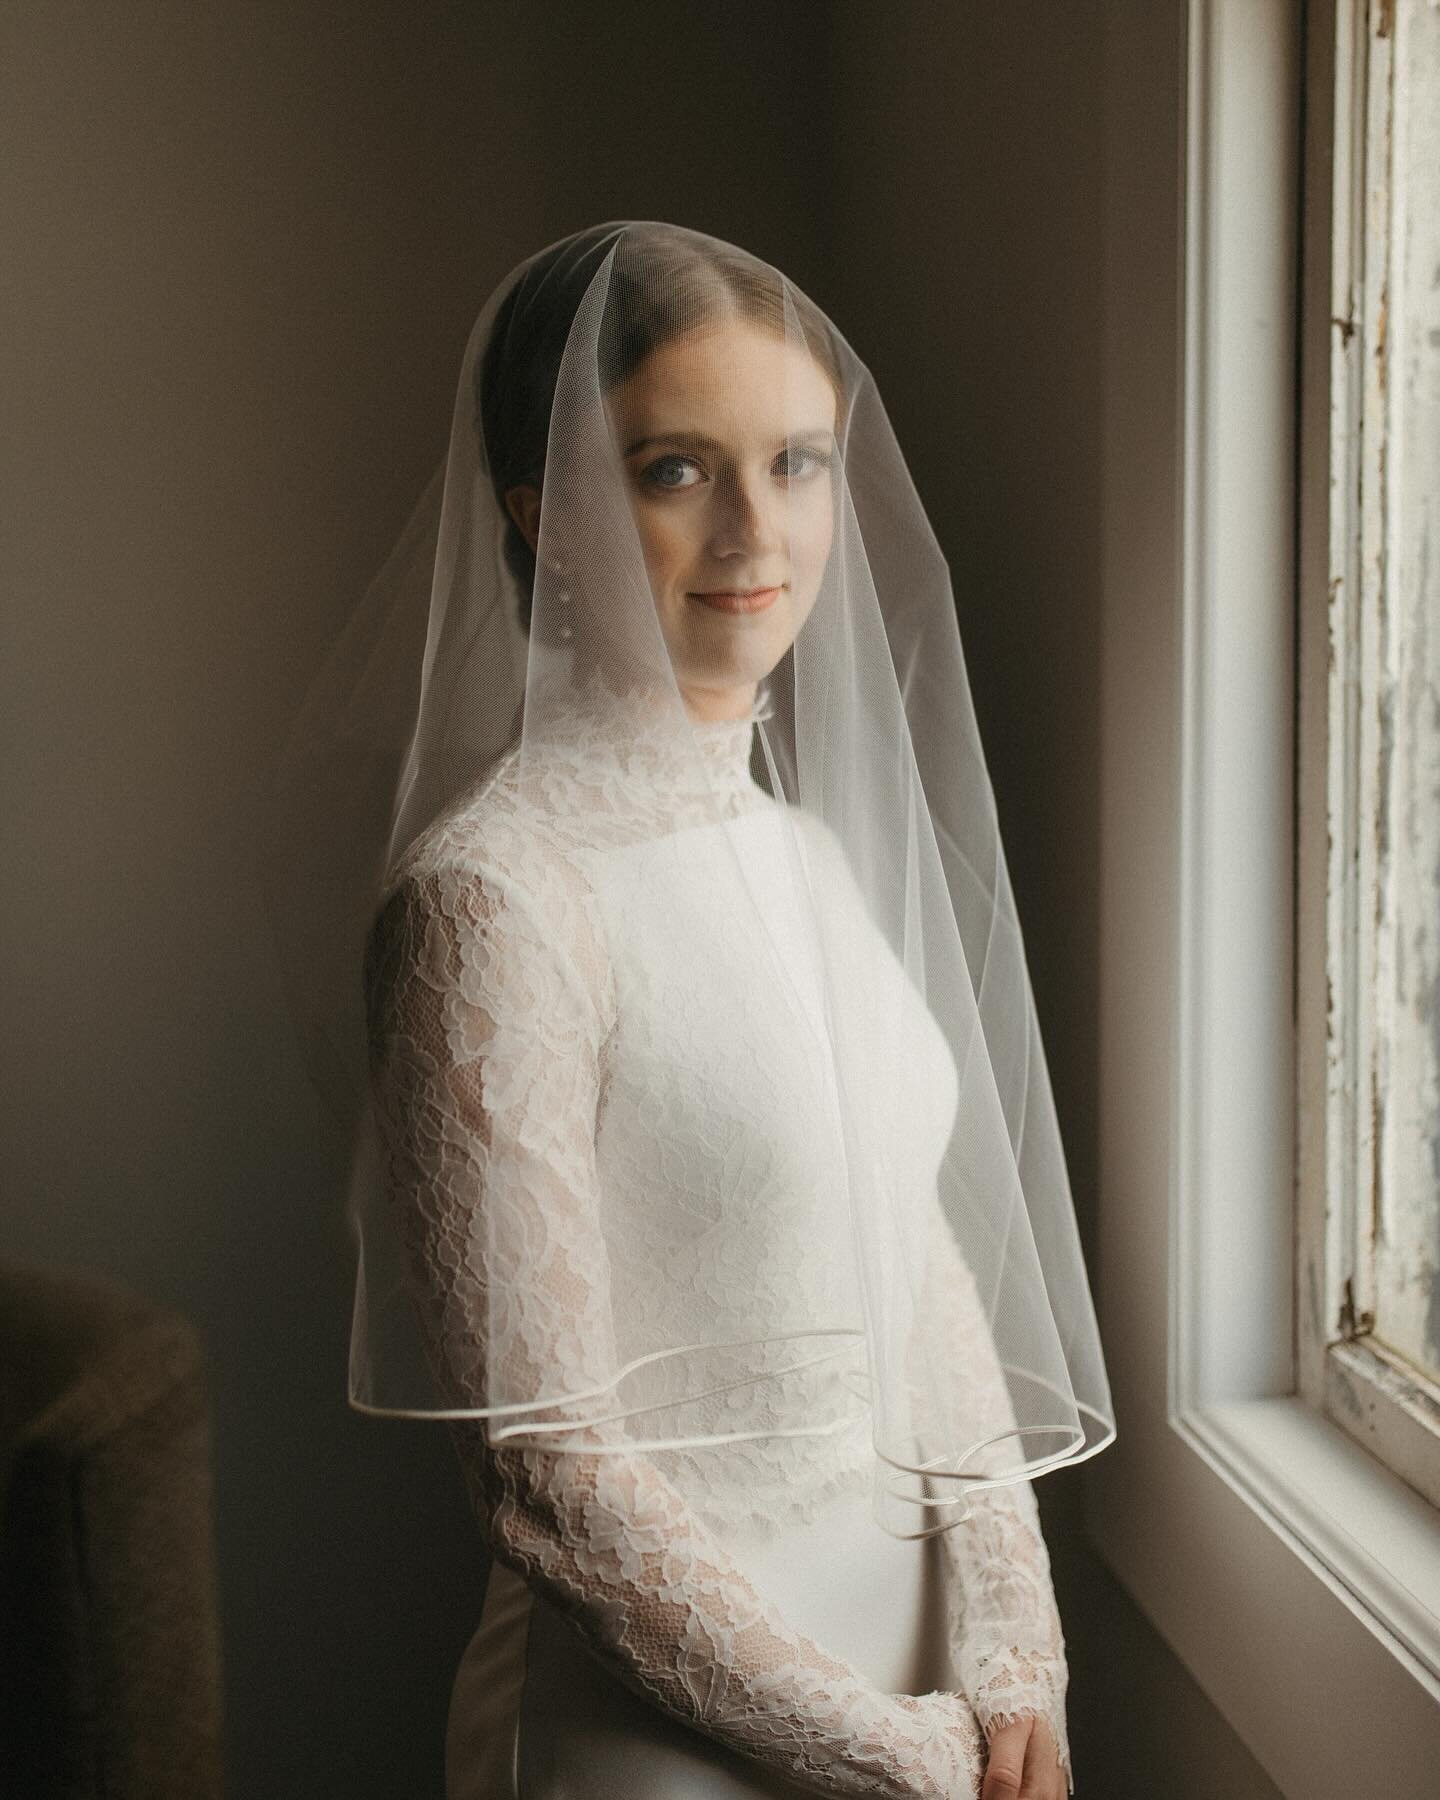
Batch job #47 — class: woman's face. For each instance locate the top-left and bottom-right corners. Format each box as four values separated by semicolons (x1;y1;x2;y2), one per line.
605;318;839;720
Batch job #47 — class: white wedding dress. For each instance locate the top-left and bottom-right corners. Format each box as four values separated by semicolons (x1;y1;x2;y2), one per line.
363;672;1073;1799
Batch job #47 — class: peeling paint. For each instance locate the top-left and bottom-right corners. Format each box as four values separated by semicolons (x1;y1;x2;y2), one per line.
1362;0;1440;1388
1315;0;1440;1512
1337;1275;1376;1341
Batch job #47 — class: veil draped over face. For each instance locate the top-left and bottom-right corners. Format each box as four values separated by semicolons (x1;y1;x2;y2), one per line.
261;220;1115;1541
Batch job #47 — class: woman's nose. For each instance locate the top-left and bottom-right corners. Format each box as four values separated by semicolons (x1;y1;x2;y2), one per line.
708;468;784;558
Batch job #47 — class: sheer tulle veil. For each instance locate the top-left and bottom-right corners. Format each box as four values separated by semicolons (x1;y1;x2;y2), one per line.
260;219;1115;1541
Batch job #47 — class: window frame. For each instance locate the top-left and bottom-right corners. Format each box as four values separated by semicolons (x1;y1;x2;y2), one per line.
1087;2;1440;1790
1296;0;1440;1511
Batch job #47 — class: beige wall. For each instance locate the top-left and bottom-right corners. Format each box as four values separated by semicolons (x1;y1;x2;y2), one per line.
0;3;1278;1794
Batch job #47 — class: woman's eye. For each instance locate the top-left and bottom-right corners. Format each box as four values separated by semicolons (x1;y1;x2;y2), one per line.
775;446;831;480
642;455;703;490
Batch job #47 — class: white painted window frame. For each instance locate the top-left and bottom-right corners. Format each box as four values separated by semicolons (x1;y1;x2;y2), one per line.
1299;0;1440;1513
1088;3;1440;1793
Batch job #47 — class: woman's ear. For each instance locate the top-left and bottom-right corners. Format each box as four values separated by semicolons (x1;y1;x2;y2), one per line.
503;483;542;556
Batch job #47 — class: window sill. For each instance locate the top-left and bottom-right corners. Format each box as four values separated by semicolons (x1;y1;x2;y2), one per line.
1088;1396;1440;1796
1182;1396;1440;1688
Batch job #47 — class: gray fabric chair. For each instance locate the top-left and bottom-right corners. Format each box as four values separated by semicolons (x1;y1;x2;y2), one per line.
0;1258;224;1798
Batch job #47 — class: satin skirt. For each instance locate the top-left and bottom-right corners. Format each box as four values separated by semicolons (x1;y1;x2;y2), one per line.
445;1484;954;1800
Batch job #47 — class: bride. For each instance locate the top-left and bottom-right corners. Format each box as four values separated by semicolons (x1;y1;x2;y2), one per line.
272;221;1114;1798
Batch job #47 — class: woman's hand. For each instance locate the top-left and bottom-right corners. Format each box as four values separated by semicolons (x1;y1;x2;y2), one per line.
977;1713;1067;1800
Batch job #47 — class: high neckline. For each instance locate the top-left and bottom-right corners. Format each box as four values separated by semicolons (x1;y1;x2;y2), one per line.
548;664;774;804
687;680;774;757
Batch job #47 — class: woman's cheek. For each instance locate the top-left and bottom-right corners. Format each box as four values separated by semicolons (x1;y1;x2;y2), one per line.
796;496;834;596
634;512;683;597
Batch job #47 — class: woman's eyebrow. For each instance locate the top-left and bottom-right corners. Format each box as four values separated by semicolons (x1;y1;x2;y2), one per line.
622;426;834;457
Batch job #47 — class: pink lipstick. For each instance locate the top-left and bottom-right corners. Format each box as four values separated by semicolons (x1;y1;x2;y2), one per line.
689;586;782;615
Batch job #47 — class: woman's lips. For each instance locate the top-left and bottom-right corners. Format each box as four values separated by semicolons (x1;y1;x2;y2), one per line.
688;585;782;615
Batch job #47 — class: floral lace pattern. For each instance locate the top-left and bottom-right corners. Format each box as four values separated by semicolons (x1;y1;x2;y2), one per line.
363;669;1071;1794
915;1203;1072;1787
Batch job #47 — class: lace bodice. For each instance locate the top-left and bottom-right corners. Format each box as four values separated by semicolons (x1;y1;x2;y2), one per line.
363;668;1072;1795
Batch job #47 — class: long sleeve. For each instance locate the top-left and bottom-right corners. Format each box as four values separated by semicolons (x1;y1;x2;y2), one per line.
363;858;986;1799
914;1201;1073;1793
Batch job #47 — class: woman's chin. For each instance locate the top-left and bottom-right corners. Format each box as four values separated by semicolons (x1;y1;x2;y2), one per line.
667;606;799;681
678;642;788;694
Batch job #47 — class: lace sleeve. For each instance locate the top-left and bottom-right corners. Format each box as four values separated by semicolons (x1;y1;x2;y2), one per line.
364;859;985;1799
915;1201;1073;1793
